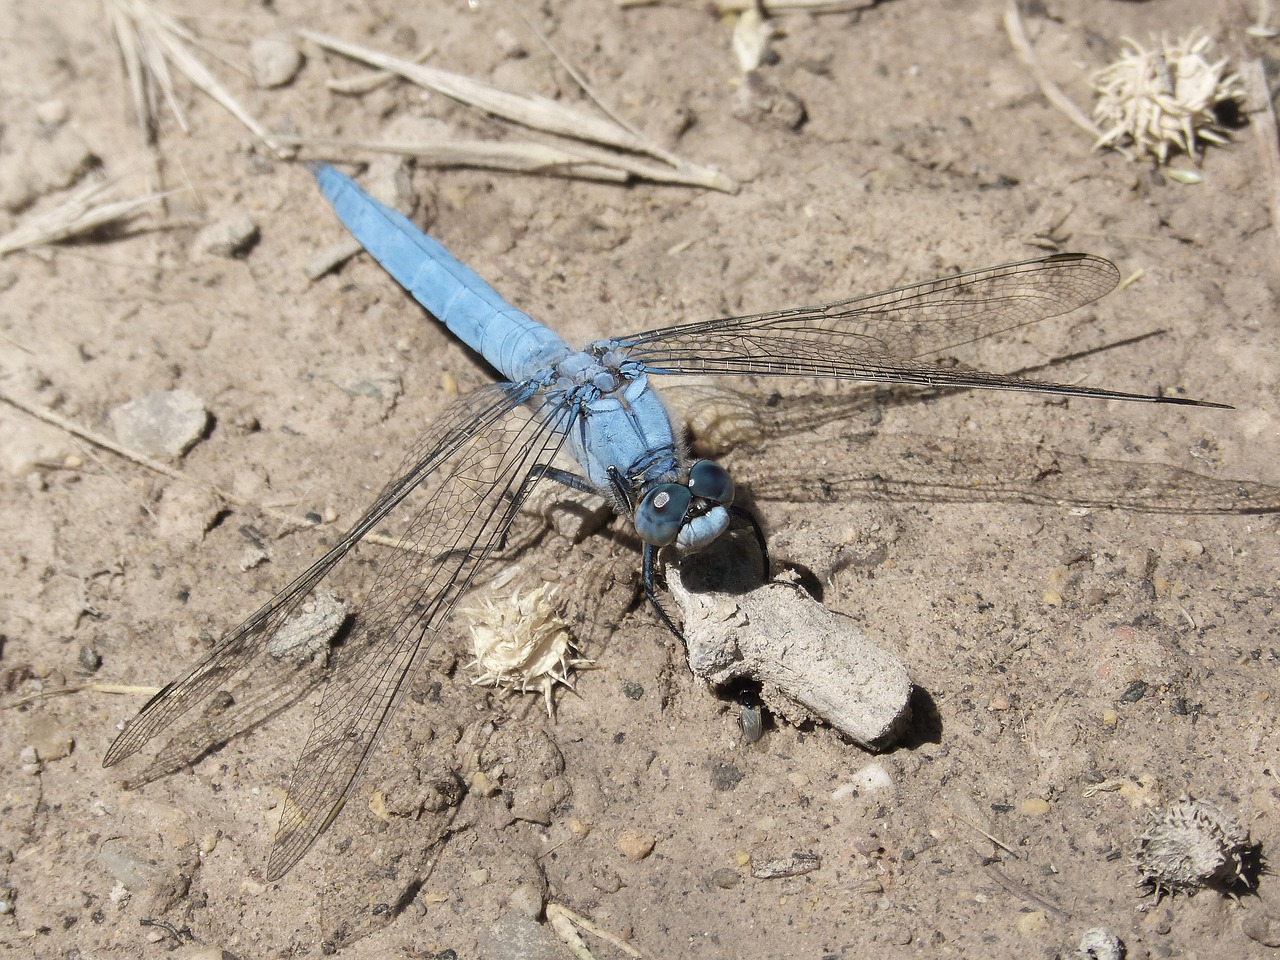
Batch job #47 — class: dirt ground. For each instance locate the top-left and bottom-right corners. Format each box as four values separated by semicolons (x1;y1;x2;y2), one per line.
2;0;1278;957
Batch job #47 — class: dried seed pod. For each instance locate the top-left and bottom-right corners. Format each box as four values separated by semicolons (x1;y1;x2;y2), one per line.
1136;795;1254;896
1092;30;1245;164
464;585;589;716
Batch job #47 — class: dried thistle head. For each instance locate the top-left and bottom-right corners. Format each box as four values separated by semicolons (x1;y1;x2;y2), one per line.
463;585;590;716
1092;30;1246;164
1136;795;1256;897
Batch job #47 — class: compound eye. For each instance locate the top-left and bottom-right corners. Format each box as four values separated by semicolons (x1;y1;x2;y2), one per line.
688;460;734;504
634;483;692;546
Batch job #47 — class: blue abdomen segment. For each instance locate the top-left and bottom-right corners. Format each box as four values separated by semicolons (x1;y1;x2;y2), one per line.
313;165;570;382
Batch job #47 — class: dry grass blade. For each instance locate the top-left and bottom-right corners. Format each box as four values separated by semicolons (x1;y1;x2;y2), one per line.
707;0;877;12
301;29;651;154
326;45;436;95
105;0;286;157
284;134;628;183
300;29;735;192
283;134;735;191
0;178;166;257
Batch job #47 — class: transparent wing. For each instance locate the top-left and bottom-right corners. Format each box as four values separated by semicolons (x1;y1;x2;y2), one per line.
103;380;575;878
742;428;1280;514
615;254;1217;406
266;390;572;879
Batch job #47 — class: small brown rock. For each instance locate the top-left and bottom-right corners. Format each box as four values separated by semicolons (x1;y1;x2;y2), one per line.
1019;797;1052;816
617;830;656;861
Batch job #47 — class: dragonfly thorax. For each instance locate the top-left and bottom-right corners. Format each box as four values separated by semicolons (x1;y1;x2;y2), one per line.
551;351;623;397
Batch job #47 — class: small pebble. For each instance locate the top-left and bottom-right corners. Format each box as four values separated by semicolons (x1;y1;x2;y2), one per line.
193;214;259;258
565;817;591;838
478;911;561;960
1242;912;1280;947
305;236;364;280
239;544;270;571
1019;798;1052;816
1078;927;1125;960
732;71;806;130
98;838;163;892
35;99;68;127
617;830;656;861
265;591;346;666
109;390;208;459
1119;679;1148;704
1164;538;1204;560
181;948;238;960
1015;910;1049;934
507;881;545;919
78;645;102;672
250;35;303;88
28;717;74;761
710;867;741;889
710;761;744;792
0;416;75;476
988;694;1012;711
493;26;527;59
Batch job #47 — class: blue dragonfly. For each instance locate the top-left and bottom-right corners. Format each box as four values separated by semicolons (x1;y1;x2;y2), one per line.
103;163;1226;879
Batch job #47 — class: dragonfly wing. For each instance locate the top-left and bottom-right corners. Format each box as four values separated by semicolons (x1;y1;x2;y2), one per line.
103;381;575;877
614;254;1208;404
265;385;573;879
742;429;1280;514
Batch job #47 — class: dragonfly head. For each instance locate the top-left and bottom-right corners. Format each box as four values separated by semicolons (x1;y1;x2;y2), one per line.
633;459;734;552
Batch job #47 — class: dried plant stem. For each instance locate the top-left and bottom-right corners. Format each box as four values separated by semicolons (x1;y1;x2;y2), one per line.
0;388;412;551
1002;1;1129;157
281;134;733;190
1237;56;1280;243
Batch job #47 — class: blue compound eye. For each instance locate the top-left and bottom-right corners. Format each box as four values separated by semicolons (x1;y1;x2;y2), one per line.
688;460;734;504
634;483;692;546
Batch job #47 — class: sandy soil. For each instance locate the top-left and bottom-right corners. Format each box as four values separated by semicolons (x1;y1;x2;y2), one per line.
2;0;1278;957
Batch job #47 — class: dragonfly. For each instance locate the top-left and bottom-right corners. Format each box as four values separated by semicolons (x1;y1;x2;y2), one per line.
103;162;1228;880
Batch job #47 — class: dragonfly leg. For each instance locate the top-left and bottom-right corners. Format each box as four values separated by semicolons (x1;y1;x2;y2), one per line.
642;543;684;643
539;465;596;494
729;504;770;582
606;465;636;515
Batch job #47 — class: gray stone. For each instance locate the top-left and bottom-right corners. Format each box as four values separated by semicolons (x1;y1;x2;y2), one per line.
109;390;208;458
